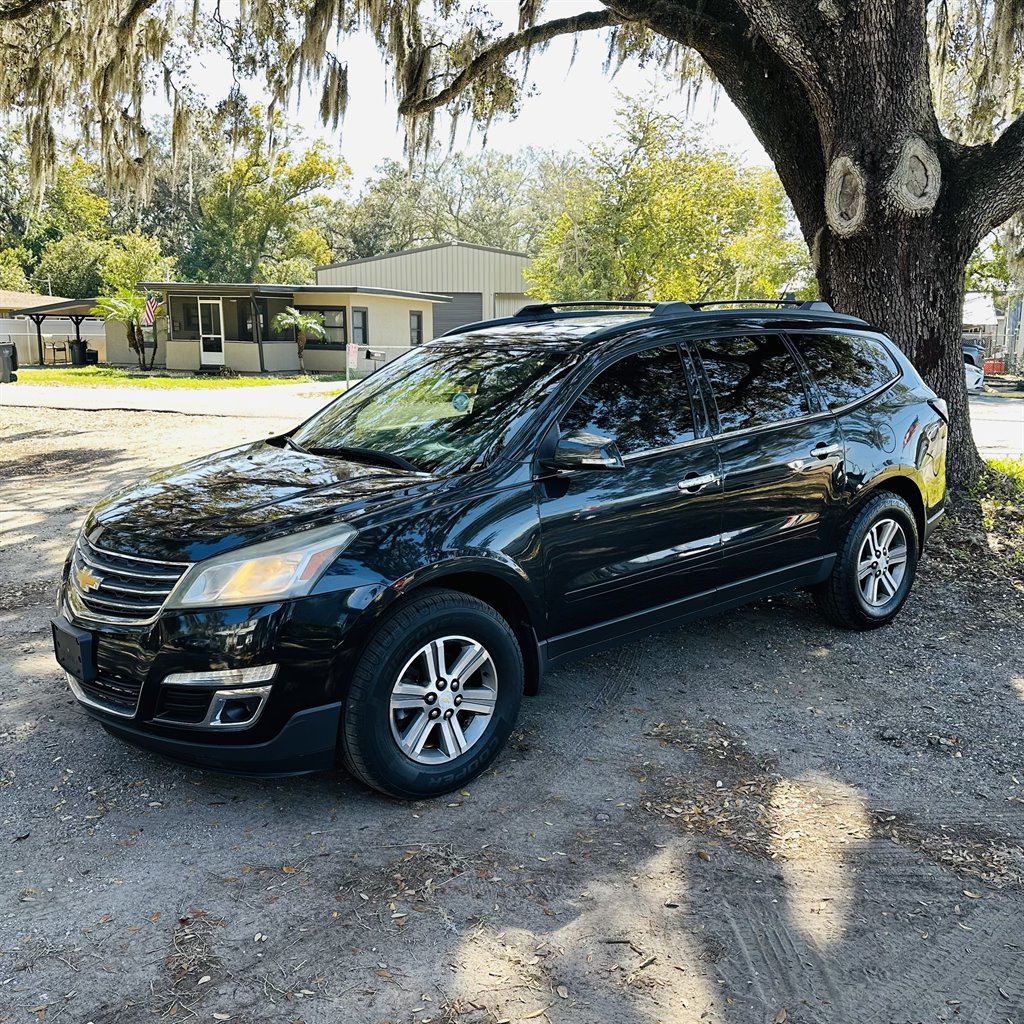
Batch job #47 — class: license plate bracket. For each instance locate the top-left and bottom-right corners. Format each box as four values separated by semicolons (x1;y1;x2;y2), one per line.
51;616;96;683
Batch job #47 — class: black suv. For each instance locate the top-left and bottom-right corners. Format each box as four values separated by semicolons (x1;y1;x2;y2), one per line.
52;300;948;797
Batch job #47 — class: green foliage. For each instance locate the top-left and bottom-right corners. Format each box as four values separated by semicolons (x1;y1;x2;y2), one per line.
271;306;327;340
985;457;1024;498
180;110;341;283
33;158;109;243
34;233;112;298
526;103;810;302
270;305;327;369
966;239;1011;293
17;366;328;388
100;233;175;294
966;215;1024;311
93;290;160;369
975;458;1024;571
0;247;30;291
335;150;586;260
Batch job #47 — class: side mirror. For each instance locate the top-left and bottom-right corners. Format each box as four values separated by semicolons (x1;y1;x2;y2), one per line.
549;430;625;471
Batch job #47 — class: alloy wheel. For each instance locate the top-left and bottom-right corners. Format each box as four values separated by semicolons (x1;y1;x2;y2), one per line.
857;517;909;608
389;635;498;765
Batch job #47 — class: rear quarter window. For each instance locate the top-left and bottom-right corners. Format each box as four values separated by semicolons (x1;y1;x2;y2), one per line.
790;332;900;410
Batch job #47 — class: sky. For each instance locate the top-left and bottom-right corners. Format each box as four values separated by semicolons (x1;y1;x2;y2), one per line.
188;0;771;189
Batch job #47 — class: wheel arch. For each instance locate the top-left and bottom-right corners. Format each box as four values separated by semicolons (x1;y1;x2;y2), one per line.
392;567;544;696
855;474;926;551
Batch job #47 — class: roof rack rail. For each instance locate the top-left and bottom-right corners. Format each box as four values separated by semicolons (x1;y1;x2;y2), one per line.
514;300;660;318
650;298;833;319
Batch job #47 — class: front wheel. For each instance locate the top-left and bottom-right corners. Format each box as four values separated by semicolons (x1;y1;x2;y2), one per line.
814;492;920;630
340;588;523;799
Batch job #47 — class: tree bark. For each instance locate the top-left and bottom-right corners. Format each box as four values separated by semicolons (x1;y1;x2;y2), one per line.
624;0;987;488
130;322;145;370
817;215;982;487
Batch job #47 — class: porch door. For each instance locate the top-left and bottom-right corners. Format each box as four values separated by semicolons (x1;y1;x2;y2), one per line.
198;298;224;366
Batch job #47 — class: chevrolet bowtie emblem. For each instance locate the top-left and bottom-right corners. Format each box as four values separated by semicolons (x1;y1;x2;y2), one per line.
75;566;102;592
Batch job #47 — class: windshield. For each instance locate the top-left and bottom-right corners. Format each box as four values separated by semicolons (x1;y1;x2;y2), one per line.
291;342;573;474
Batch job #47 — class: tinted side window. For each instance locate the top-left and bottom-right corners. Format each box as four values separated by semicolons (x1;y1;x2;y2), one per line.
791;332;899;409
695;334;810;433
561;346;694;455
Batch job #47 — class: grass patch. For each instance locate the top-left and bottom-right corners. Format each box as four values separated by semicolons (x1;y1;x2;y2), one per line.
933;457;1024;579
17;366;348;389
977;458;1024;569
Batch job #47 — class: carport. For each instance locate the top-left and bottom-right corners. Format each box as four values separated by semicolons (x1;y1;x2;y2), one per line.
12;297;98;365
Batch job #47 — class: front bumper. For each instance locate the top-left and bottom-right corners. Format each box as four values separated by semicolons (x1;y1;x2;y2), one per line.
90;700;342;776
54;581;387;774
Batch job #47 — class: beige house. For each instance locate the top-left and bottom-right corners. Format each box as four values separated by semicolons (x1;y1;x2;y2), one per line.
316;241;533;337
141;282;449;374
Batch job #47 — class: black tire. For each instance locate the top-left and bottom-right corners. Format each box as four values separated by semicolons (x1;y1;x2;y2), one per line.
814;492;920;630
340;587;523;799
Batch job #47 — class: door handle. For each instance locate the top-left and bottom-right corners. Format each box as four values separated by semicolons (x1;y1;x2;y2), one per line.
677;473;720;492
811;442;843;459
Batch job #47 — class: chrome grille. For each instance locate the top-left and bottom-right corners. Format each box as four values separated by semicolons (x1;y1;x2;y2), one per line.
79;674;143;716
68;534;191;625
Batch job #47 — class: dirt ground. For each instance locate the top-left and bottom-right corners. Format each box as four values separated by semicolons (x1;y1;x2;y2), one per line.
2;405;1024;1024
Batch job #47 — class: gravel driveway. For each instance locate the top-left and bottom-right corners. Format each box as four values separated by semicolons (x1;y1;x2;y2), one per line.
2;406;1024;1024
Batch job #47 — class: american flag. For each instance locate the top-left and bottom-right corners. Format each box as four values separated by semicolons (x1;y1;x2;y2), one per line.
142;294;159;327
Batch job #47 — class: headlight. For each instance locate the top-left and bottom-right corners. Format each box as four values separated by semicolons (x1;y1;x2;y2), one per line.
167;523;357;608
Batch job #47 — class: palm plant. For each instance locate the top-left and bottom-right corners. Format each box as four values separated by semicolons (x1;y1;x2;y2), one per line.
270;306;327;372
92;291;161;369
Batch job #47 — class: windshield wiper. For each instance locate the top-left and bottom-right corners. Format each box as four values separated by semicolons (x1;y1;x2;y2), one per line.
305;445;425;474
282;434;312;454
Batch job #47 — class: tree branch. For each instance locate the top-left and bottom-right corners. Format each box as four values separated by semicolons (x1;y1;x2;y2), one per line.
397;10;619;116
0;0;55;21
118;0;160;41
956;114;1024;240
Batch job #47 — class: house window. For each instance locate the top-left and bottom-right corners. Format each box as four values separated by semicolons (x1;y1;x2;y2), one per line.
297;307;346;347
410;311;424;346
322;309;346;346
352;307;369;347
169;295;201;340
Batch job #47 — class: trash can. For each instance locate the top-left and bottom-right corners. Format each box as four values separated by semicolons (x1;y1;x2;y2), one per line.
0;341;17;383
85;348;99;365
70;339;88;366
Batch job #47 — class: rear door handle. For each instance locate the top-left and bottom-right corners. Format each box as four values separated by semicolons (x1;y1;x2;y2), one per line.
811;442;843;458
677;473;720;492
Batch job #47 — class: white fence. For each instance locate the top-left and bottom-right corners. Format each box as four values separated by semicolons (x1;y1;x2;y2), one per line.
1;316;107;365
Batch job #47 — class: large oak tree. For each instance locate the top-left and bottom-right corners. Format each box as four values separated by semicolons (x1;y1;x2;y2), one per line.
2;0;1022;485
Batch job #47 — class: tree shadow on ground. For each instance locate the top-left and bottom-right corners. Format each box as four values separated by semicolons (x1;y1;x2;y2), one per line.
5;579;1024;1024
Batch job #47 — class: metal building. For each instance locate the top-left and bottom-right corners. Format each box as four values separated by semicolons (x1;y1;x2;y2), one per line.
316;241;532;337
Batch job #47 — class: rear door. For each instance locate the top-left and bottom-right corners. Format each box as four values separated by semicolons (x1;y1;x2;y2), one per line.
537;342;723;653
690;332;846;595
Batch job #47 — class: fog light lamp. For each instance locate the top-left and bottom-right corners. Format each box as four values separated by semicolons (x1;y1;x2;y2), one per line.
204;685;273;730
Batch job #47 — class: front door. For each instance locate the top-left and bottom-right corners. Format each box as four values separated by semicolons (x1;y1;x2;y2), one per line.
538;343;723;657
690;332;846;596
198;299;224;366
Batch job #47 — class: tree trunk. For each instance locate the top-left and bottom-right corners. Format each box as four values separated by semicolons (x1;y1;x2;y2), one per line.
816;215;983;489
146;322;158;371
132;322;145;370
297;330;306;372
644;1;986;490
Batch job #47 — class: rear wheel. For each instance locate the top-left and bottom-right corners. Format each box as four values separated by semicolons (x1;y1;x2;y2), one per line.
814;492;919;630
341;588;523;798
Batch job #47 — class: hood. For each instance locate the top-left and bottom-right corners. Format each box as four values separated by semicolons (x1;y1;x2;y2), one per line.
84;440;441;562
